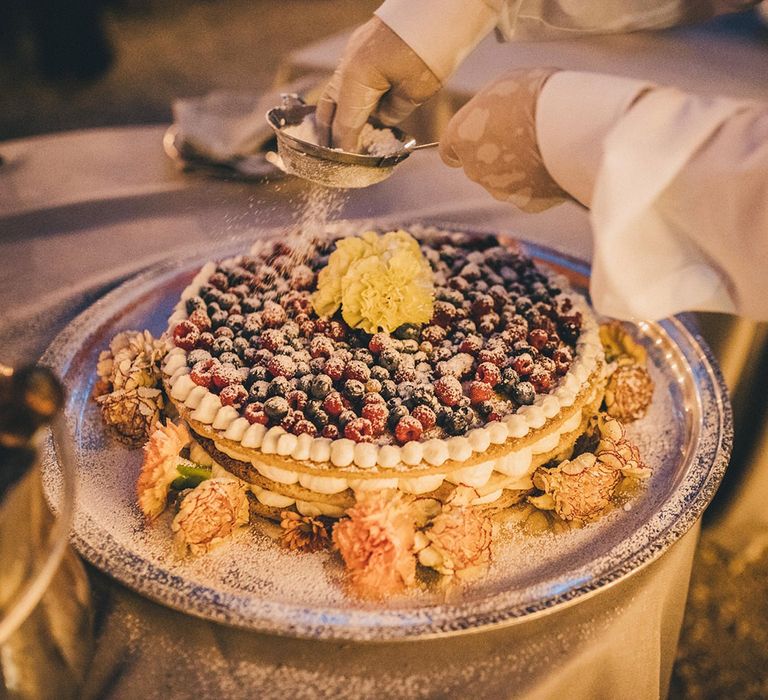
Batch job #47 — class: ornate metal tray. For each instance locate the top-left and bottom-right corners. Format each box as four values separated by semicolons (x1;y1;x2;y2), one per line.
39;230;732;641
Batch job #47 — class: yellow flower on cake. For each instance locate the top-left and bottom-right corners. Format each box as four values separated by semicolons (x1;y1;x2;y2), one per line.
313;230;434;334
137;420;190;520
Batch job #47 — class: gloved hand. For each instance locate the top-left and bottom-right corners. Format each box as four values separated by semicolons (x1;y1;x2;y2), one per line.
315;17;442;152
439;68;568;213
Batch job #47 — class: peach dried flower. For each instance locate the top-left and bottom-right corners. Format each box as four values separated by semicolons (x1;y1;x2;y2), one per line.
137;420;190;520
332;490;417;597
280;511;332;553
417;506;494;579
172;478;249;556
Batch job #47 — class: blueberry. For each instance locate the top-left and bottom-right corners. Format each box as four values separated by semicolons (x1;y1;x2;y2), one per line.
212;337;234;356
512;381;536;405
352;348;374;365
186;295;207;315
187;349;212;367
309;357;327;375
218;352;242;368
246;366;268;387
371;366;390;382
305;400;323;420
388;405;409;429
241;296;262;313
310;409;329;430
264;396;290;421
394;323;420;341
380;380;398;400
295;375;313;395
344;379;365;401
379;349;400;372
233;337;250;358
311;374;333;399
210;310;229;329
410;385;434;406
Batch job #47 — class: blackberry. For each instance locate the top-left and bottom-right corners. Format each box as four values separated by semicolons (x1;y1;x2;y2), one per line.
187;349;212;367
443;410;468;436
343;379;365;401
218;293;238;310
249;381;270;402
380;380;398;400
351;348;374;365
218;352;242;368
394;323;420;341
241;296;262;313
512;381;536;405
304;399;323;421
309;357;327;374
410;385;435;406
226;314;244;333
210;310;229;329
186;295;207;315
476;401;495;417
246;366;269;387
295;375;313;395
212;337;234;356
233;337;250;358
338;410;357;429
310;409;329;430
379;349;400;372
310;374;333;400
267;377;290;397
500;367;520;390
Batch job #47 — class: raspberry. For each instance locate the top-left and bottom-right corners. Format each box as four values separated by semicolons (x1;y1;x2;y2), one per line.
469;380;493;405
322;391;344;416
553;348;572;375
394;415;423;444
363;392;386;406
290;265;315;290
260;329;285;352
214;326;235;339
219;384;248;408
291;418;316;436
394;366;417;384
261;301;287;327
281;410;300;432
471;294;495;318
344;417;373;443
189;358;218;387
434;376;463;407
411;405;436;430
328;321;347;342
459;335;484;355
344;360;371;383
512;353;535;376
361;403;388;434
501;325;527;346
322;424;340;439
286;390;308;411
432;301;458;328
310;336;335;359
267;354;296;379
368;333;390;354
478;346;506;367
528;328;549;350
323;356;344;381
421;325;446;344
476;362;501;387
212;362;241;390
173;320;200;350
187;309;212;332
478;313;500;336
299;320;316;338
529;367;553;392
244;403;268;425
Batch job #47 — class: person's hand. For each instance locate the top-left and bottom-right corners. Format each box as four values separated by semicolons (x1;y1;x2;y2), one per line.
315;17;442;152
439;68;568;213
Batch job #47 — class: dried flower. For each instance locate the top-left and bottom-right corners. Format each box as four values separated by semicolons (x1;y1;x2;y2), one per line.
94;329;170;443
605;364;654;422
416;506;494;579
332;490;417;597
172;478;249;556
313;230;434;333
599;322;646;366
280;511;332;552
137;420;190;520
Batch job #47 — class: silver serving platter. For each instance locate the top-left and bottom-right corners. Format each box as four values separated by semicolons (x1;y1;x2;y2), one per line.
39;231;731;641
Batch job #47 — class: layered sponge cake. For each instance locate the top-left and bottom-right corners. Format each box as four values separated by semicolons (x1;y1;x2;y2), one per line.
161;226;605;522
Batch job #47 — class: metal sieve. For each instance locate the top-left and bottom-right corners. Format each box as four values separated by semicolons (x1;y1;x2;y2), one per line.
266;94;437;189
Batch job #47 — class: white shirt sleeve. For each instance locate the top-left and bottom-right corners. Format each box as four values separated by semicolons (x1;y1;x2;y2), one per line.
536;70;768;321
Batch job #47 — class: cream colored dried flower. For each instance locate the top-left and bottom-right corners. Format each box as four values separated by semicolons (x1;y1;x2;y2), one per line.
605;364;654;423
96;386;164;445
533;452;621;522
137;420;190;520
416;506;494;579
172;478;249;556
94;329;171;443
599;322;647;366
280;511;332;553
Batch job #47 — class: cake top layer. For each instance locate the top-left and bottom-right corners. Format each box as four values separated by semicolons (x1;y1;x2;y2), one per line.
166;228;589;451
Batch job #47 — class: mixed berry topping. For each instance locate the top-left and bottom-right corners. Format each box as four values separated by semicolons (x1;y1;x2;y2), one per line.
175;233;582;444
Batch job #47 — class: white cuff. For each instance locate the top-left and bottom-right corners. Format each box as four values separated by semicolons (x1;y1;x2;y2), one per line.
536;71;654;207
375;0;500;83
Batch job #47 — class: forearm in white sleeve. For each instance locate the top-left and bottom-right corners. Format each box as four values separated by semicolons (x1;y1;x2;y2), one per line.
536;71;768;321
375;0;502;82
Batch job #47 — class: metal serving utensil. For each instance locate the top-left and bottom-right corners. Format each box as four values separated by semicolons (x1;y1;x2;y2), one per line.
266;94;437;189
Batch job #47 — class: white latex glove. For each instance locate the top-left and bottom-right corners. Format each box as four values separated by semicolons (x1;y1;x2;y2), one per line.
315;17;442;152
439;68;568;213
